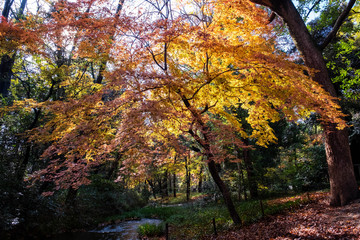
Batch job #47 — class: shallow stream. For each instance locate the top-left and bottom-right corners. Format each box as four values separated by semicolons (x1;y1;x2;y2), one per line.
48;218;162;240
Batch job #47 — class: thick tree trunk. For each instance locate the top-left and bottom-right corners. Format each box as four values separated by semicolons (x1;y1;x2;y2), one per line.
324;125;359;205
250;0;359;206
208;160;242;225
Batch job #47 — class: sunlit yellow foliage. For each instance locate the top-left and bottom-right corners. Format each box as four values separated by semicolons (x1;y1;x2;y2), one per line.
3;0;347;189
124;0;346;147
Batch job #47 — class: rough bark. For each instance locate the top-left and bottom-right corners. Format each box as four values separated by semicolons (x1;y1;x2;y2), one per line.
250;0;359;206
324;124;359;205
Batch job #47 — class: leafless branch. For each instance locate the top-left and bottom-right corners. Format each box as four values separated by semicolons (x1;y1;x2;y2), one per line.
304;0;322;21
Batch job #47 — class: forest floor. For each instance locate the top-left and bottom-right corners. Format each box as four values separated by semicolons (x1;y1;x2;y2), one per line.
207;192;360;240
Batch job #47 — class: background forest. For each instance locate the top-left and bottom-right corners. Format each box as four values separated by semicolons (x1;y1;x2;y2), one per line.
1;0;360;239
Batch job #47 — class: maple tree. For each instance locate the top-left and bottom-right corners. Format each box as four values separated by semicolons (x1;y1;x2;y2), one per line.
0;0;355;226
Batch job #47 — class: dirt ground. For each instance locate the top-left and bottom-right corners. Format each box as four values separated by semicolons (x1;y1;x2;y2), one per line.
209;192;360;240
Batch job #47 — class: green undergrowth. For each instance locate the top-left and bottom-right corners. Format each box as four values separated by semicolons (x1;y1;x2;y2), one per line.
107;193;310;239
159;192;207;205
137;222;165;238
137;223;165;238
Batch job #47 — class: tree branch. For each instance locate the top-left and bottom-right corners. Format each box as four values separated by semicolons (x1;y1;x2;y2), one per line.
268;11;276;23
304;0;322;21
319;0;356;50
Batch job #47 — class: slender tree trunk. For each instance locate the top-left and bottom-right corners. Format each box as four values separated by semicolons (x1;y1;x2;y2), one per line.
239;162;248;201
16;109;41;181
237;162;242;201
18;0;27;18
208;160;242;225
236;162;243;201
147;180;157;199
0;54;15;97
173;173;176;198
1;0;28;96
16;144;31;182
94;0;125;84
198;165;203;193
2;0;13;18
164;170;168;197
186;172;190;202
241;141;258;199
168;172;172;194
106;155;121;180
185;156;191;202
250;0;359;206
158;178;163;199
180;94;241;224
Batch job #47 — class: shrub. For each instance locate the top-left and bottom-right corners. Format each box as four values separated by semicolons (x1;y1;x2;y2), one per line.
137;223;165;238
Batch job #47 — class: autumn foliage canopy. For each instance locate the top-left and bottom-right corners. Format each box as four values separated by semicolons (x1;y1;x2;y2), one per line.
1;0;346;192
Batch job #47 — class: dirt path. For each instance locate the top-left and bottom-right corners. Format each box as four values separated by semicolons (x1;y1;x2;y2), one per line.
209;193;360;240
